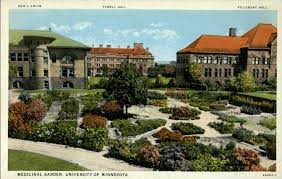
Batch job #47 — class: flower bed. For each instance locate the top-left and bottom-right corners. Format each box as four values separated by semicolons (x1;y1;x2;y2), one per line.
258;117;276;130
152;128;199;142
208;122;235;134
148;99;167;107
169;106;201;120
217;113;246;124
148;91;167;100
241;105;262;115
58;98;79;120
82;114;107;128
159;107;176;114
171;123;205;135
111;119;166;137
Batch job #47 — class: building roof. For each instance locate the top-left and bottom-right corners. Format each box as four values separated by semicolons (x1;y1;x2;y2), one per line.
9;29;90;49
242;24;277;48
178;23;277;54
178;35;248;54
89;46;152;56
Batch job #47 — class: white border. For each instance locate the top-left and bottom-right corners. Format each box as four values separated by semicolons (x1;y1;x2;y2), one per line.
1;0;281;179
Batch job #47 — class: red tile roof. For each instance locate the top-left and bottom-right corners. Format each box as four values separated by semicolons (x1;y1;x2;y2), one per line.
178;23;277;54
89;46;152;56
242;24;277;48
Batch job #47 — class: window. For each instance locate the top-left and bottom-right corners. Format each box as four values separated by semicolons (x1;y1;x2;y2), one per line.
264;58;269;65
214;68;218;77
51;54;56;63
31;56;35;62
224;68;228;78
109;64;115;68
12;81;24;89
63;81;74;88
30;49;34;55
61;67;74;77
116;64;120;68
17;53;23;61
30;70;35;77
23;53;29;61
265;69;269;78
43;50;48;55
223;59;228;64
228;68;232;76
44;81;49;89
17;67;23;77
62;55;74;64
253;69;259;78
208;68;212;77
44;69;48;77
204;68;208;77
10;53;16;61
219;69;222;77
44;57;48;64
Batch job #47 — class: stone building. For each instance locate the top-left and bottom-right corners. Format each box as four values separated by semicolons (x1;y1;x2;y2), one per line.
176;24;277;86
9;29;90;89
87;43;154;76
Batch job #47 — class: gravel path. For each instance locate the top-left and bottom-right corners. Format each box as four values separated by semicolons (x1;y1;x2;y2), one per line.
8;138;151;171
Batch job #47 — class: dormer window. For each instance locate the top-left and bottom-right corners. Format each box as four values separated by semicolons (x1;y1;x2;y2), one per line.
62;55;74;64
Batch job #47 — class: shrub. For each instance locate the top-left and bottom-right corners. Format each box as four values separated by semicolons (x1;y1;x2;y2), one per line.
265;141;276;160
171;123;205;135
232;128;254;144
31;94;53;109
159;143;192;171
208;122;234;134
234;148;266;171
108;138;151;164
241;105;262;115
81;93;103;116
152;128;199;142
111;119;166;137
209;101;227;111
101;100;123;120
58;98;79;120
148;91;167;100
148;99;167;107
82;114;107;128
46;90;70;101
80;127;109;152
229;94;275;113
26;99;48;122
198;106;211;111
18;91;31;102
165;90;188;99
192;153;229;171
169;106;201;120
258;117;276;130
218;114;246;124
137;145;160;168
159;107;176;114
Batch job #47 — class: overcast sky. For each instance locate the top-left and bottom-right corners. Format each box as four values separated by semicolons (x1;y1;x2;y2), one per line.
10;10;277;62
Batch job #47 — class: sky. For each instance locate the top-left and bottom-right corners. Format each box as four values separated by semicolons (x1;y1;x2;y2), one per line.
9;10;277;62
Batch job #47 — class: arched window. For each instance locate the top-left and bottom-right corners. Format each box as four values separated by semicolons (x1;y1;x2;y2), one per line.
12;81;24;89
62;55;74;64
62;81;74;89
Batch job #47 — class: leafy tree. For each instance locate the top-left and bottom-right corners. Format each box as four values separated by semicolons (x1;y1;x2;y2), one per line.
155;74;164;88
100;65;109;77
9;64;17;80
103;63;148;115
186;63;201;82
228;72;257;92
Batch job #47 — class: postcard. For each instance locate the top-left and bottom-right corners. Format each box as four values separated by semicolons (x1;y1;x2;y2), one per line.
1;0;281;179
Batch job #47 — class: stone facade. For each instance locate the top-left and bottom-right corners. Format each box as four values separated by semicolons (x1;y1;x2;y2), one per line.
176;24;277;86
9;30;90;89
87;43;154;76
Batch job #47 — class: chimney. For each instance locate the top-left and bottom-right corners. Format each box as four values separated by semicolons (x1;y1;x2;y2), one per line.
229;28;237;37
146;47;149;51
99;44;103;48
133;43;143;48
106;44;111;48
48;28;52;31
127;45;130;48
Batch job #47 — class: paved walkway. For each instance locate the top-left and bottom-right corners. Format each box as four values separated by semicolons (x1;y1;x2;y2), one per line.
8;138;151;171
42;101;62;123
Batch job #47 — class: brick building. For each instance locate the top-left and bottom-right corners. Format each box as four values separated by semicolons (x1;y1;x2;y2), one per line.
176;24;277;86
9;29;90;89
87;43;154;76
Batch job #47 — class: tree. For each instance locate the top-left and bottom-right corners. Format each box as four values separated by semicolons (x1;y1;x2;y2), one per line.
155;74;164;88
9;64;17;80
228;72;257;92
103;63;148;115
186;63;201;82
100;65;109;77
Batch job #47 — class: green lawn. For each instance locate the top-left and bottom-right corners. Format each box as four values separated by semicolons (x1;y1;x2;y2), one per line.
149;77;173;85
239;91;276;100
13;89;104;95
8;150;88;171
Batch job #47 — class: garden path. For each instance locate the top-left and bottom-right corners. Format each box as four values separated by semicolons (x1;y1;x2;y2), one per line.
41;101;62;123
8;138;151;171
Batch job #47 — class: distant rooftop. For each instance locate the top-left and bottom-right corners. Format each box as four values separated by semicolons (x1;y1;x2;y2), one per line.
9;29;90;49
